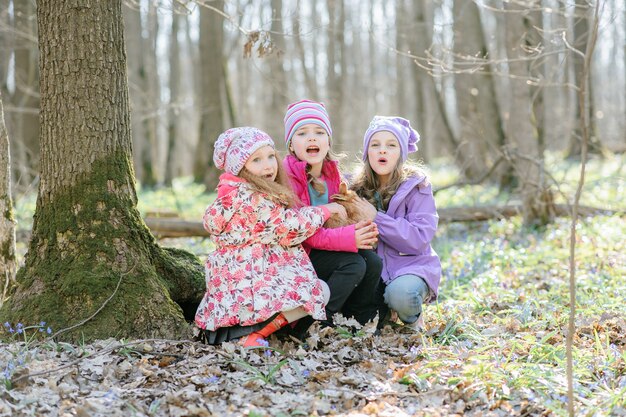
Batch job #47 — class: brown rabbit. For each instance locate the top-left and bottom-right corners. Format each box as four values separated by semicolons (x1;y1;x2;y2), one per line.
324;182;371;228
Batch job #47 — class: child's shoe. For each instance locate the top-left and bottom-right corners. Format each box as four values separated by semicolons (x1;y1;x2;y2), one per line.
239;313;289;347
403;315;424;332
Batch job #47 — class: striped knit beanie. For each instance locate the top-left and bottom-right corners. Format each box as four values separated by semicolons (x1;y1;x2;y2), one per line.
213;127;275;175
283;99;333;147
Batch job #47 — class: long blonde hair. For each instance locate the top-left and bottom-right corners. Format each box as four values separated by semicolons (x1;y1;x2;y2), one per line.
238;153;298;208
351;159;428;211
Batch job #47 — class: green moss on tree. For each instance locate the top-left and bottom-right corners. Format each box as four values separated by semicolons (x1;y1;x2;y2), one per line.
0;152;204;342
3;198;15;221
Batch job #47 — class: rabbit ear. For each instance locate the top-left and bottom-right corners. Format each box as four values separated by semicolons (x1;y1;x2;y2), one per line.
339;182;348;193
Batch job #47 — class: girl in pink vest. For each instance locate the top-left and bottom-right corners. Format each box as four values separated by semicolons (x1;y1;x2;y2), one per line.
283;100;383;333
195;127;346;347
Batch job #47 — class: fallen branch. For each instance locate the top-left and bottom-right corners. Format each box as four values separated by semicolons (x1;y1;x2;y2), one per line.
141;204;621;238
14;204;622;242
144;217;210;238
436;203;618;222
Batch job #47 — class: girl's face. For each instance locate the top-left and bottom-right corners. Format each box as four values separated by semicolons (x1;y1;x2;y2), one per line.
367;131;401;183
289;123;330;170
244;145;278;181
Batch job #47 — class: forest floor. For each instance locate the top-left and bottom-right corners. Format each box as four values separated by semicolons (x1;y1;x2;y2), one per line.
2;155;625;416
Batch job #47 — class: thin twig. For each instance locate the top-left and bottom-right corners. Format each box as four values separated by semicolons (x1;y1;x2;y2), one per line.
434;156;504;194
49;262;137;339
13;338;196;383
320;386;451;400
567;2;601;417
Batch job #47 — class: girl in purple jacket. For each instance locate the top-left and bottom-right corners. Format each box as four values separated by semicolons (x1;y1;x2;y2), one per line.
351;116;442;329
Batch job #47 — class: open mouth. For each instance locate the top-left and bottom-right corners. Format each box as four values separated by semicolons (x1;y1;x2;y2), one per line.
263;173;274;179
306;146;320;155
378;157;388;164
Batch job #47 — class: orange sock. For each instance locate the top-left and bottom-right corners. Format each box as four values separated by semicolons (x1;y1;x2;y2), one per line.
241;313;289;347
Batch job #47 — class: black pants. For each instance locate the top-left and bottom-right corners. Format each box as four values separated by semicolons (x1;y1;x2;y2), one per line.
308;249;383;326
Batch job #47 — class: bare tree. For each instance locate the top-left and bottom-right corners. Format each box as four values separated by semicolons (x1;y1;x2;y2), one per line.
395;0;409;116
326;0;345;144
566;0;604;157
194;0;226;191
452;1;505;180
292;0;318;99
9;0;39;189
566;4;601;415
0;91;16;304
267;0;288;141
140;1;164;187
0;0;203;341
123;2;148;184
410;1;458;162
165;7;182;186
504;2;554;226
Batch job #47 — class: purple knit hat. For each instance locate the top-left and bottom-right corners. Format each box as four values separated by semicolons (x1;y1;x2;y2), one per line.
362;116;420;162
284;99;333;147
213;127;275;175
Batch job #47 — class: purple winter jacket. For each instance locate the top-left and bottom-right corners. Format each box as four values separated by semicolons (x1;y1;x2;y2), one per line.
374;175;441;302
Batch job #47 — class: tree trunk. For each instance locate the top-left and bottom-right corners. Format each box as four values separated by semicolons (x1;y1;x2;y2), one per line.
267;0;288;142
140;1;163;188
411;1;457;161
10;0;40;189
395;0;408;116
566;1;603;157
122;3;148;184
0;0;11;87
409;1;426;145
292;0;317;99
504;3;554;226
452;1;505;180
193;0;225;191
0;1;204;341
0;91;17;304
165;9;182;186
326;0;344;145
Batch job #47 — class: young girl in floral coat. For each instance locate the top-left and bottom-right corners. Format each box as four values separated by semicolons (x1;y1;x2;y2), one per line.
194;127;345;347
351;116;442;330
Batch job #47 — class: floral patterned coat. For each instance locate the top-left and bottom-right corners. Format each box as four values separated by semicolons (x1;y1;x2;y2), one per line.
194;173;331;331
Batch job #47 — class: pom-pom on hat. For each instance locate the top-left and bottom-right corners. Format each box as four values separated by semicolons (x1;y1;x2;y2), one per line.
362;116;420;162
213;127;275;175
284;99;333;147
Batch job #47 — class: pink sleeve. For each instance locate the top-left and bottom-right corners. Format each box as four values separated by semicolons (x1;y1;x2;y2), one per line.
303;224;358;253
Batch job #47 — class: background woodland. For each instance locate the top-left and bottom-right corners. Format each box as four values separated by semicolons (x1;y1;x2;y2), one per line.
0;2;625;416
2;0;625;193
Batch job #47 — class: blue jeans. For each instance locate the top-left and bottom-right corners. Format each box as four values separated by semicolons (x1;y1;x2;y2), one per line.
383;274;429;324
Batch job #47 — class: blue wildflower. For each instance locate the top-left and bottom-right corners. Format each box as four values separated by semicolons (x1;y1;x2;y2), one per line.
302;370;310;377
256;338;269;347
204;376;219;384
47;327;52;334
